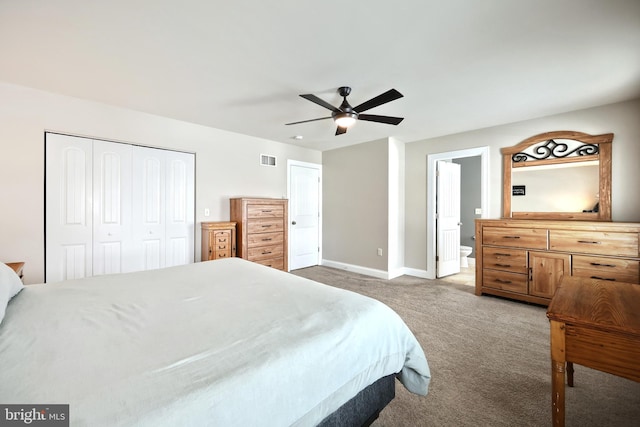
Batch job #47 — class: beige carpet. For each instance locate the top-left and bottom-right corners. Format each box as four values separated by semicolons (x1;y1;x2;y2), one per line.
292;266;640;427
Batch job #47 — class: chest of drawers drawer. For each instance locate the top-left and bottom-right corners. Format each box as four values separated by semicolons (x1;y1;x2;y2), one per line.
549;230;638;257
248;243;284;261
482;247;527;274
247;204;284;218
248;231;284;247
247;218;284;234
572;255;640;283
482;227;547;249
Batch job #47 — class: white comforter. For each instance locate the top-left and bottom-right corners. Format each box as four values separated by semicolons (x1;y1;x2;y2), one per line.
0;258;430;426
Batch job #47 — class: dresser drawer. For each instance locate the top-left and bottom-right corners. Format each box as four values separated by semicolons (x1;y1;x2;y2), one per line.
483;269;528;294
253;257;284;270
247;204;285;218
214;230;231;244
247;218;284;234
549;230;639;257
247;231;284;247
572;255;640;283
213;250;232;260
483;247;527;274
482;227;547;249
248;244;284;261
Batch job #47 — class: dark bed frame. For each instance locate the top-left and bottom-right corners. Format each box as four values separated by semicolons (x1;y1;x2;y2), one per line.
316;374;396;427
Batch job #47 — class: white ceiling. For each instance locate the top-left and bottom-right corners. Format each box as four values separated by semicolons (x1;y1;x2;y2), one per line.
1;0;639;151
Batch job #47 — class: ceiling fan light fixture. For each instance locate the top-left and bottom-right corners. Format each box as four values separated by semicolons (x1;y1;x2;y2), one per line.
334;112;357;128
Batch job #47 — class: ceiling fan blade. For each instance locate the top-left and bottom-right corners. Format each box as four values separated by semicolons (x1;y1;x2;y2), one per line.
335;126;347;136
353;89;403;113
285;116;331;125
358;114;404;125
300;94;341;113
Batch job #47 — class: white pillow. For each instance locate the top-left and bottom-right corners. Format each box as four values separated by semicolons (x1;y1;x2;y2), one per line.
0;262;24;324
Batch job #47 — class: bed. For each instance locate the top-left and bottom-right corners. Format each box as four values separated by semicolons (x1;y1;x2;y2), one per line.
0;258;430;426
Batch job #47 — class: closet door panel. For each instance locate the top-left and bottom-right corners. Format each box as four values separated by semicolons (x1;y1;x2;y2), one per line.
132;147;166;271
93;141;133;275
165;151;195;266
45;134;93;282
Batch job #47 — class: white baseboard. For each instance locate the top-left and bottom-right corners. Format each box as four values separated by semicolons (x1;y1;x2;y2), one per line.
401;267;430;279
320;260;432;280
321;259;391;280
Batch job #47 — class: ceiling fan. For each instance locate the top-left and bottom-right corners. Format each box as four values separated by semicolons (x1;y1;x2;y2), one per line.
286;86;404;135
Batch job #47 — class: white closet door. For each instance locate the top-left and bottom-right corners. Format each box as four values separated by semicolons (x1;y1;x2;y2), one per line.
92;140;133;275
165;151;195;267
132;146;167;271
45;134;93;283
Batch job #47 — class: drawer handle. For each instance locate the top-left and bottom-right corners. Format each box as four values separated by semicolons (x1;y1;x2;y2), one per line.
496;279;512;284
590;276;616;281
218;238;227;242
262;251;272;255
219;253;227;258
494;253;511;257
578;240;601;245
262;210;273;213
589;262;616;268
218;246;226;249
495;263;511;268
262;238;272;241
502;236;520;239
262;225;272;228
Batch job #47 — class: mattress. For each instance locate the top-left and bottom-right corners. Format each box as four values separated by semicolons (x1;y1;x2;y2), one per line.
0;258;430;426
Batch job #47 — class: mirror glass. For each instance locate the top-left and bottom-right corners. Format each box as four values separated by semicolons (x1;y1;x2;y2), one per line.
511;161;599;213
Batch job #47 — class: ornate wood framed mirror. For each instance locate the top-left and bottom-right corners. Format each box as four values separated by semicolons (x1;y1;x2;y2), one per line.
502;131;612;221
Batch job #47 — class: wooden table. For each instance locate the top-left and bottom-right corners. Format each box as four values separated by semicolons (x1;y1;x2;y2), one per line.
546;276;640;427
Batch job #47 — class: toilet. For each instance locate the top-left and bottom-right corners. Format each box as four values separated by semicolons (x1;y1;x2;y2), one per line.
460;245;473;268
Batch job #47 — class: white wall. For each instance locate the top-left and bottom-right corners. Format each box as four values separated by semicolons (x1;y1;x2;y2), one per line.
405;98;640;272
0;82;321;284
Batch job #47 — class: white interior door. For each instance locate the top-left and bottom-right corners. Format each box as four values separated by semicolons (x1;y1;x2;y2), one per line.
93;140;133;275
45;134;93;283
436;160;461;277
165;151;195;267
289;162;321;270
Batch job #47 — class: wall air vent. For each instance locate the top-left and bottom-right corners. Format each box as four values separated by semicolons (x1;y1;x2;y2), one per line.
260;154;277;167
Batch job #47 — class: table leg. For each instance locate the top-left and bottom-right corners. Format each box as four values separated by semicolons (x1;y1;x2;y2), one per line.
550;320;566;427
567;362;574;387
552;359;566;427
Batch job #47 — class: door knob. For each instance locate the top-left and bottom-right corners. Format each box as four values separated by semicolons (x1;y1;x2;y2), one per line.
291;221;297;225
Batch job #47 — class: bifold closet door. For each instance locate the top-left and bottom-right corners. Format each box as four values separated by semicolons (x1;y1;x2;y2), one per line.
46;134;94;282
131;146;195;271
46;134;194;282
93;140;134;276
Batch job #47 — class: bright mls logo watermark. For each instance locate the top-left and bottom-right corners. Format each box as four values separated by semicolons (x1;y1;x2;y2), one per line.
1;405;69;426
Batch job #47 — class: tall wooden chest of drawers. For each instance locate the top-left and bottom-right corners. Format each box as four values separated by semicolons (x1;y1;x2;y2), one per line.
230;198;288;271
475;219;640;305
201;221;236;261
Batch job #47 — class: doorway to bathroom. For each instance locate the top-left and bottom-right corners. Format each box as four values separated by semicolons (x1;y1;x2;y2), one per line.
426;147;489;280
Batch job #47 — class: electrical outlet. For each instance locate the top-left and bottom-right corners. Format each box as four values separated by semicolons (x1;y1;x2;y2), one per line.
204;208;210;217
474;208;482;215
377;248;383;256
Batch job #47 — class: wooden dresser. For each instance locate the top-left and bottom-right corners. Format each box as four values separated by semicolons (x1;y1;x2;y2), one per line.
475;219;640;305
230;198;288;271
201;221;236;261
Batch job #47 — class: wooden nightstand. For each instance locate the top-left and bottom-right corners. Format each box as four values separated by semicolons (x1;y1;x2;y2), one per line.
201;222;237;261
6;262;25;283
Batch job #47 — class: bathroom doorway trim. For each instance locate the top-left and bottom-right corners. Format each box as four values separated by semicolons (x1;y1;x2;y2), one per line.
426;146;490;280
